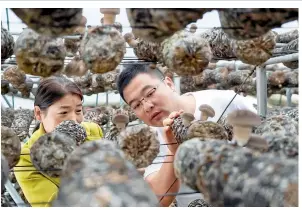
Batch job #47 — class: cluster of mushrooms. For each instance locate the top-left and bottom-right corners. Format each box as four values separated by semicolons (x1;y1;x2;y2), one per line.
1;8;299;207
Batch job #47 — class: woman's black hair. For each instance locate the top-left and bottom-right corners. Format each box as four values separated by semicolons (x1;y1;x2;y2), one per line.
32;76;83;133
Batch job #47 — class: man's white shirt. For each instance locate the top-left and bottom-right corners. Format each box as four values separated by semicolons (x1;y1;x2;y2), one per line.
144;89;257;207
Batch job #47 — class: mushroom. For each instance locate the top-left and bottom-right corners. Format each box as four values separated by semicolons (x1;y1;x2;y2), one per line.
188;199;211;207
1;107;15;127
189;24;197;33
112;114;129;131
174;138;298;207
11;108;34;141
1;154;10;190
199;104;215;121
200;28;236;60
54;120;87;146
226;110;261;146
54;140;159;207
117;124;160;168
30;132;76;177
64;56;88;77
170;112;194;143
186;121;228;141
79;9;126;74
232;30;277;65
245;134;269;152
124;32;162;62
14;28;66;77
1;27;15;60
161;30;212;76
218;8;298;40
84;106;110;127
180;113;195;127
281;38;298;69
1;126;21;168
126;8;209;43
11;9;83;36
99;8;120;25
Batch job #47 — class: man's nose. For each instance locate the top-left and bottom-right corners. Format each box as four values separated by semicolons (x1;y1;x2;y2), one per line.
142;99;154;112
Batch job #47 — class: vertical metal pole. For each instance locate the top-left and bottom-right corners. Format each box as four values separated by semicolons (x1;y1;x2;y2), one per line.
5;180;27;207
6;8;10;31
286;88;292;106
256;67;267;117
95;93;99;106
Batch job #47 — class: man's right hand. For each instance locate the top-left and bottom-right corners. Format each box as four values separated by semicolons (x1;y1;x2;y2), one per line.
162;110;184;155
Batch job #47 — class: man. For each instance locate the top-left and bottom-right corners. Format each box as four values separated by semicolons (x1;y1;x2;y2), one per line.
117;63;256;207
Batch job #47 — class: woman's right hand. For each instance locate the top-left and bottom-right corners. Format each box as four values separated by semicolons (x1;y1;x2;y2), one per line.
162;110;184;155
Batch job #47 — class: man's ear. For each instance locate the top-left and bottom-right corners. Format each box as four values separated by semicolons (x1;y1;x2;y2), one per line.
34;106;42;121
164;76;176;91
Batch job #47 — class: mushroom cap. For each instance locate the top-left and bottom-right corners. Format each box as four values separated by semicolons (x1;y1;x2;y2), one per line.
180;112;195;122
124;32;135;43
80;16;87;26
99;8;120;15
190;24;197;30
245;134;269;152
199;104;215;118
112;114;129;125
226;110;261;127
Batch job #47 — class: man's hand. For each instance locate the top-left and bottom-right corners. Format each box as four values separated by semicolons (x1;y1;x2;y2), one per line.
162;110;184;154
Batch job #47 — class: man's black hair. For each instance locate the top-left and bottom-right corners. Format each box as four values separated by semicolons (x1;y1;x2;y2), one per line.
117;63;165;102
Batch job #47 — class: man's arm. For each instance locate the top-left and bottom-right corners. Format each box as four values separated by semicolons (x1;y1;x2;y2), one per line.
145;150;180;207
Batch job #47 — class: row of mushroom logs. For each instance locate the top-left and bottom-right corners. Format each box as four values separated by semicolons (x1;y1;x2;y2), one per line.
126;8;297;44
170;107;298;207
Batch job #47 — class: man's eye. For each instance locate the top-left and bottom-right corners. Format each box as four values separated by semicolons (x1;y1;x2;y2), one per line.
60;112;68;115
147;89;156;97
133;103;140;110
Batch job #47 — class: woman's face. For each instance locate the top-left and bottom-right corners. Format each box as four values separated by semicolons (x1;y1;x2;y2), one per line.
34;94;83;133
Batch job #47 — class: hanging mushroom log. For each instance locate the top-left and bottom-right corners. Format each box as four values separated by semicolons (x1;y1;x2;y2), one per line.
3;65;33;98
276;29;299;43
64;16;87;57
30;132;76;178
161;30;212;76
1;126;21;169
1;107;15;127
11;108;34;141
126;8;209;43
80;9;126;74
179;69;298;95
53;140;159;207
54;120;87;146
14;28;66;77
275;39;298;69
117;124;160;168
232;31;277;65
11;9;83;36
200;28;236;60
167;110;228;144
124;32;162;62
91;69;119;91
261;133;298;159
1;154;10;190
1;27;15;60
174;138;298;207
218;8;298;40
63;56;89;77
254;115;298;137
266;106;298;122
84;106;111;127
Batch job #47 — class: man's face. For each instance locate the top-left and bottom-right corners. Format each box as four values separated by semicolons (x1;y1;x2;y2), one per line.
123;73;178;127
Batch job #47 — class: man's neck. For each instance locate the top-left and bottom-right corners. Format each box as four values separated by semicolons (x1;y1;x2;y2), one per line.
178;94;196;115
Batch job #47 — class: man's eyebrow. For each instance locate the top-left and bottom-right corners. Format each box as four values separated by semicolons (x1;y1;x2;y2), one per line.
128;85;154;106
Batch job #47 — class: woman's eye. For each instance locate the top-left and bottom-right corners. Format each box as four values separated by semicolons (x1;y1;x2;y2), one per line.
76;110;82;113
60;112;68;115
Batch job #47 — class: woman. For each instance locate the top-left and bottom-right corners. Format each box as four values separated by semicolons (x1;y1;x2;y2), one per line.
14;76;103;207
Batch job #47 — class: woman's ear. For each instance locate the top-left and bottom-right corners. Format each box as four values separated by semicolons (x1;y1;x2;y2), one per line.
34;106;42;121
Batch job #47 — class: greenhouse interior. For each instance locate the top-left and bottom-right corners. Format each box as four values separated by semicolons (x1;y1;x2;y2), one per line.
1;8;299;207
